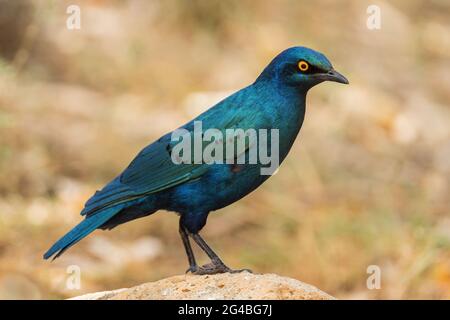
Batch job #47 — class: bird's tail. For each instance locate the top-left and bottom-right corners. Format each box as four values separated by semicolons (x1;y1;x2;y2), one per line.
43;205;123;260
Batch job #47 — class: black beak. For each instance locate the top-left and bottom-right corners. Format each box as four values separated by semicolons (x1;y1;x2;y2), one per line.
324;69;349;84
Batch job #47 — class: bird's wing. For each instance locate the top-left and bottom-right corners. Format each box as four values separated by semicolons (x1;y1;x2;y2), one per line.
81;97;261;216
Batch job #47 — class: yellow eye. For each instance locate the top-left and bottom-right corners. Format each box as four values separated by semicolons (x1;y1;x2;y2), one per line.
298;60;309;72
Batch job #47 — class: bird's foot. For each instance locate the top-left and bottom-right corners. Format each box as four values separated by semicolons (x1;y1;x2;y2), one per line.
186;262;252;275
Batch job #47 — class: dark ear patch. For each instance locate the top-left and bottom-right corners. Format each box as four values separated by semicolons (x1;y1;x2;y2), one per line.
300;62;327;75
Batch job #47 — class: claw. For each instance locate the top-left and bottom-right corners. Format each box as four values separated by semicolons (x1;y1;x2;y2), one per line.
185;265;199;274
230;268;253;274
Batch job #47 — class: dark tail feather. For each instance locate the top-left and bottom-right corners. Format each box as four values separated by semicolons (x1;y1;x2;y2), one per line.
43;205;123;260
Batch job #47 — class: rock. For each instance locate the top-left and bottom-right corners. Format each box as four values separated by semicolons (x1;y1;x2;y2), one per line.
68;288;128;300
70;273;334;300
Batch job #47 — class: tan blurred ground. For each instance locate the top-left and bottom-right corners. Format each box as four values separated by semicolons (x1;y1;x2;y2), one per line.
0;0;449;299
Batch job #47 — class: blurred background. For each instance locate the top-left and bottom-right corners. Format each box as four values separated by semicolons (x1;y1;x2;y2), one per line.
0;0;449;299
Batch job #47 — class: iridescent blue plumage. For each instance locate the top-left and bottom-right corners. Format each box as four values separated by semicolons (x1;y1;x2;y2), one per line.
44;47;348;273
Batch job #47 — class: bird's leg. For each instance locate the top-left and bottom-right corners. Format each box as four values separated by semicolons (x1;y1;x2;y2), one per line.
191;233;228;272
179;222;198;274
190;233;252;275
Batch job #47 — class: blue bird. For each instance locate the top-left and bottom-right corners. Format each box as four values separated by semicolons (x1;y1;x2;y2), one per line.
44;46;348;274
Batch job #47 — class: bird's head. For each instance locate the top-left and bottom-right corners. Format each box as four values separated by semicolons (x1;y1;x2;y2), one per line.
256;46;349;90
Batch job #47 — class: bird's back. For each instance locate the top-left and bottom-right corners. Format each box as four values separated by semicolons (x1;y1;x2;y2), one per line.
84;80;305;216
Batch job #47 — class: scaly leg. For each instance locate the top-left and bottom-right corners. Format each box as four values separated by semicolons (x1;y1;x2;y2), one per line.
179;221;198;273
189;232;252;275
